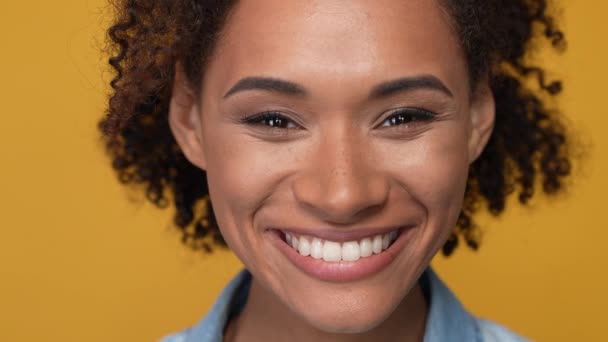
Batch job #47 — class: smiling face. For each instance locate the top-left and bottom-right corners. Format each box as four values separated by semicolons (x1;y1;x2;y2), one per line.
169;0;494;336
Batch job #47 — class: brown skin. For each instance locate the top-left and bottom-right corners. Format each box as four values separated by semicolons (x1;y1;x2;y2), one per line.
169;0;495;341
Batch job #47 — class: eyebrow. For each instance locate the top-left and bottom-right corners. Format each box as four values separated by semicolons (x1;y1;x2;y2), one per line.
223;77;307;98
222;74;453;99
369;75;453;99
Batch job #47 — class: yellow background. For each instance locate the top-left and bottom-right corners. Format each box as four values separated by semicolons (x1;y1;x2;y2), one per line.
0;1;606;341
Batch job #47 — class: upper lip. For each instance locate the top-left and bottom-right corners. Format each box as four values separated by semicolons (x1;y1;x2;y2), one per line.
269;225;411;242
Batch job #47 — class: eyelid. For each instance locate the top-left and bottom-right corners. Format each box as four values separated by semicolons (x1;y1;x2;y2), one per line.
239;111;303;132
383;106;437;118
240;106;438;131
375;107;437;128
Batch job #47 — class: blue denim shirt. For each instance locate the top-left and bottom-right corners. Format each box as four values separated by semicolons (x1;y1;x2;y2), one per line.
161;268;528;342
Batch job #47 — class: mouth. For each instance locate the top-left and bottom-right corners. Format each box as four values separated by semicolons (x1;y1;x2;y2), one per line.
268;226;412;282
281;229;400;262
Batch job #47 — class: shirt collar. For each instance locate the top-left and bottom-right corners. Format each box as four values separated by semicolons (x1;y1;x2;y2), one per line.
184;268;480;342
184;270;251;342
423;268;480;342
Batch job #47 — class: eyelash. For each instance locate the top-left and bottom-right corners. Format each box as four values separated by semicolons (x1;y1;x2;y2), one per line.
240;108;436;132
241;111;301;130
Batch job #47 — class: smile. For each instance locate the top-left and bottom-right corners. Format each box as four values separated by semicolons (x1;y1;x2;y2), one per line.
283;230;399;262
269;227;412;282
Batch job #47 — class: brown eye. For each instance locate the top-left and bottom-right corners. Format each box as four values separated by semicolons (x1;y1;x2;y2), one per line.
378;108;436;128
242;111;300;130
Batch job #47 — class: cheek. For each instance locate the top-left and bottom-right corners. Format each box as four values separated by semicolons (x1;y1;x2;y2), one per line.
203;138;259;225
416;135;469;211
204;137;296;206
201;129;296;255
384;125;470;231
415;133;470;247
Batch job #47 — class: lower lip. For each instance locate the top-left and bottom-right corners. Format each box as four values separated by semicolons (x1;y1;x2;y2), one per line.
268;227;413;283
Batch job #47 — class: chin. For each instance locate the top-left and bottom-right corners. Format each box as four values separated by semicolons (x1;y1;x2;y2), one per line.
305;310;390;334
291;293;401;335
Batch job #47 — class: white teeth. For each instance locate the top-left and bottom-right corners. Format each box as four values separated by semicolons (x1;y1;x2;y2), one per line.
359;238;372;257
310;238;323;259
286;233;293;245
284;230;399;262
322;241;342;262
341;241;360;261
291;235;299;250
298;236;311;256
372;235;383;254
382;234;390;250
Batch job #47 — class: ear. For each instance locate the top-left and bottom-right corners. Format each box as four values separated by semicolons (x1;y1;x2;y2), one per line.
168;62;207;170
467;79;496;164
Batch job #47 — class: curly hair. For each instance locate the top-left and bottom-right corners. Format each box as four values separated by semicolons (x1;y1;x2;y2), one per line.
99;0;571;256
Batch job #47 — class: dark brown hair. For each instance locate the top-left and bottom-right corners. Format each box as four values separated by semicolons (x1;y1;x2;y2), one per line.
100;0;571;256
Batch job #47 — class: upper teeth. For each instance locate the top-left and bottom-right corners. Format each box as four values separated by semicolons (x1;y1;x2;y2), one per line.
284;230;398;262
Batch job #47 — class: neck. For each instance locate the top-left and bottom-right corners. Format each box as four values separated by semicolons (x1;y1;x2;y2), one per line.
224;276;429;342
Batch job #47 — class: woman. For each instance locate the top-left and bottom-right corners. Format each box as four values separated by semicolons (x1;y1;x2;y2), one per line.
100;0;571;341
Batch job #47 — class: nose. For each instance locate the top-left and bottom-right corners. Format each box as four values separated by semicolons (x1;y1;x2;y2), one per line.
292;126;390;225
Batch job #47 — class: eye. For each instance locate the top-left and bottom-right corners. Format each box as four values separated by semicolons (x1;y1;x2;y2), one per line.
241;111;300;130
377;108;436;129
240;108;436;133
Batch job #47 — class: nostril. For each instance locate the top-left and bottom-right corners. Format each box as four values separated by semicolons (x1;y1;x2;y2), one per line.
291;171;390;226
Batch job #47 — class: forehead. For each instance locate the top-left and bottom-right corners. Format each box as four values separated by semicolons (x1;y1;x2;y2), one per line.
204;0;468;99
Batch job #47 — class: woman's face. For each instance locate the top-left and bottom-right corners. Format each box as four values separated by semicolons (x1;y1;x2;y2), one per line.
170;0;494;334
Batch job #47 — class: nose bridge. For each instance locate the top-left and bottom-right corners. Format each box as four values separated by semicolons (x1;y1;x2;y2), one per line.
322;126;362;190
292;121;389;224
